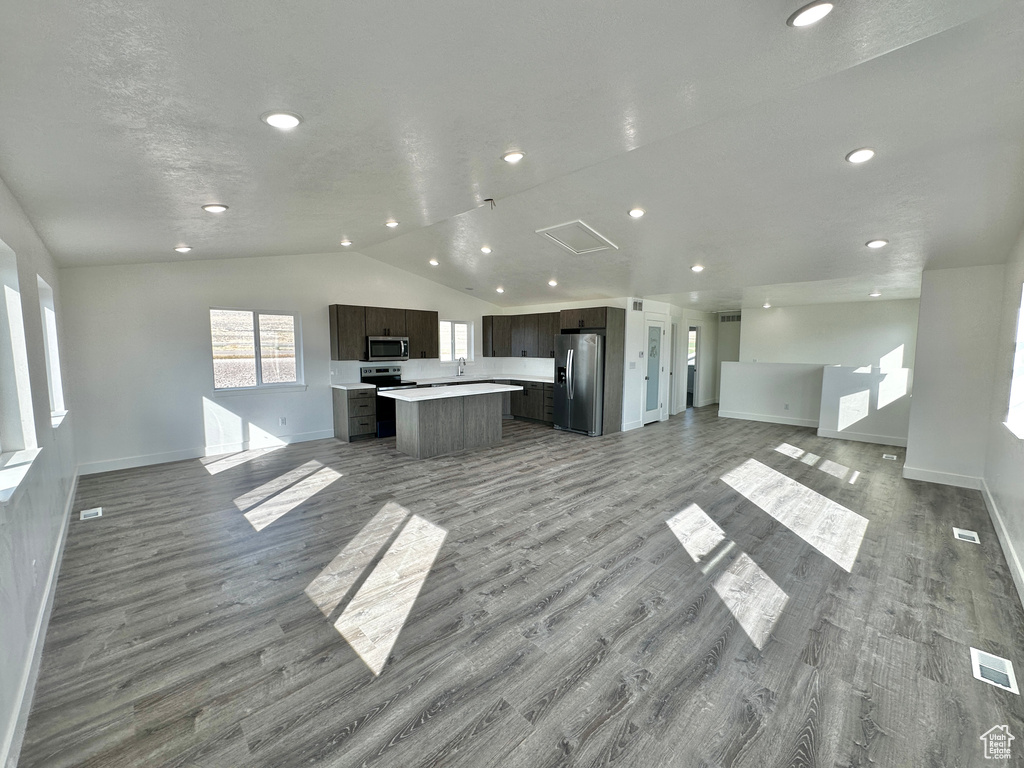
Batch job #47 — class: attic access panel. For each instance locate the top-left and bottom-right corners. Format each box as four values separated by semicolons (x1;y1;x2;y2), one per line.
536;220;618;255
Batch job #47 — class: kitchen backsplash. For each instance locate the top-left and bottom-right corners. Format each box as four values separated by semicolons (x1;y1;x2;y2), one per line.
330;356;555;384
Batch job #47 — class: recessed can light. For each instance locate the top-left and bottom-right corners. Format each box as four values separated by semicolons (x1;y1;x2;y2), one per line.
787;1;834;27
846;148;875;164
385;220;399;228
480;246;491;254
502;150;525;164
429;259;439;266
496;287;505;293
691;264;704;273
260;111;302;130
202;204;228;213
340;239;352;247
548;279;558;287
763;302;772;309
174;246;192;253
629;208;645;219
869;290;882;297
866;239;888;249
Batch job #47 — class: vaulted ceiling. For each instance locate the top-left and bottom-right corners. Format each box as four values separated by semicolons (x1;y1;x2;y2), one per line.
2;0;1023;310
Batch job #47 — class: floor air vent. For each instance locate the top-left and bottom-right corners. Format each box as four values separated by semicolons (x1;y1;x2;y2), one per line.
882;453;897;460
80;507;103;521
971;648;1019;694
953;527;980;544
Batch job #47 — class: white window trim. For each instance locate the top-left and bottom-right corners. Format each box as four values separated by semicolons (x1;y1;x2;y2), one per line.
210;308;304;391
1004;284;1024;440
439;319;473;363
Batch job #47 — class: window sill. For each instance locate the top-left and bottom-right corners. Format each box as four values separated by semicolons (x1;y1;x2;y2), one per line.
0;448;42;505
213;384;308;398
1004;420;1024;440
51;410;68;428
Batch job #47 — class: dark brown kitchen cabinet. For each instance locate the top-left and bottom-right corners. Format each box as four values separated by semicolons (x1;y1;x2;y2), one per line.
511;381;545;420
483;315;512;357
405;309;439;359
560;306;609;330
510;314;539;358
329;304;366;361
537;312;560;358
364;306;406;337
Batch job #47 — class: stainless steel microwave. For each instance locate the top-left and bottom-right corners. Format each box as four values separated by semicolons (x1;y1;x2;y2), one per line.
366;336;409;361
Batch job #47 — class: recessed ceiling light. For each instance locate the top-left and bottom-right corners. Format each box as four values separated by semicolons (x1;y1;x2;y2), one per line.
429;259;439;266
629;208;645;219
787;1;834;27
340;239;352;247
866;239;889;249
503;150;525;164
202;204;228;213
869;290;882;298
496;287;505;293
174;246;192;253
691;264;704;273
385;220;399;228
763;302;772;309
480;246;491;254
260;111;302;130
846;148;875;164
548;280;558;287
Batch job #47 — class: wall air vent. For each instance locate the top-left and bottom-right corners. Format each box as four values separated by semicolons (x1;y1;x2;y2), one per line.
720;314;742;323
536;220;618;255
632;300;644;312
80;507;103;520
971;647;1019;694
953;527;980;544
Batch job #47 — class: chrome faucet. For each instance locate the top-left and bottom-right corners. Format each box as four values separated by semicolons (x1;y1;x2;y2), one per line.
457;357;466;376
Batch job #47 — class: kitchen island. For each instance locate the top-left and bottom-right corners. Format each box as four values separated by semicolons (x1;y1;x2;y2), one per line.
378;383;522;459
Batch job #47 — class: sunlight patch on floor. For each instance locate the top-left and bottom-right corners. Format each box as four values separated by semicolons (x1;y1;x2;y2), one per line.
202;446;283;475
335;514;447;675
721;458;867;572
239;462;342;531
775;443;855;482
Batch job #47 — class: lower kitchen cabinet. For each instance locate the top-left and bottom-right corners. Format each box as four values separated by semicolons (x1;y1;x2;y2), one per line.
333;388;376;441
510;381;546;422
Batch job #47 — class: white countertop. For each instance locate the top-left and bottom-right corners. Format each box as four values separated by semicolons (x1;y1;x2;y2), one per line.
412;374;553;385
378;383;523;402
331;383;376;391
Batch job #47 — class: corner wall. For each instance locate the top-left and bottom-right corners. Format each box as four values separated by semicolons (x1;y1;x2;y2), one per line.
0;174;78;767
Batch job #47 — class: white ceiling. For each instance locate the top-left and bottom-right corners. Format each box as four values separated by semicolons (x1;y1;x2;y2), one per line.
2;0;1023;311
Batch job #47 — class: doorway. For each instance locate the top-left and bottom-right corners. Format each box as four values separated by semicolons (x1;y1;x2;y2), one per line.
644;320;665;424
687;326;699;408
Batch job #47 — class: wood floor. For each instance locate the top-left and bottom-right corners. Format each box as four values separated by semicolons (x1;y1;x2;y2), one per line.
19;408;1024;767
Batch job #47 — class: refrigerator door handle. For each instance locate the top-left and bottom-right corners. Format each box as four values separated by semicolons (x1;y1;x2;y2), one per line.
567;348;575;400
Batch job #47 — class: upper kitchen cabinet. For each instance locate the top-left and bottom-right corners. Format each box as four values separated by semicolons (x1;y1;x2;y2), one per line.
330;304;366;361
365;306;406;337
560;306;612;330
537;312;560;358
406;309;440;359
510;314;539;358
483;315;512;357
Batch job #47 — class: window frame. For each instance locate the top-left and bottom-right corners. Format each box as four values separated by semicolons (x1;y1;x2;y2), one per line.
209;307;304;392
37;275;67;423
439;319;472;363
1005;284;1024;439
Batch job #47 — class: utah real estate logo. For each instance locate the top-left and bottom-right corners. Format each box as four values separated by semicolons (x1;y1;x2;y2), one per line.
980;725;1014;760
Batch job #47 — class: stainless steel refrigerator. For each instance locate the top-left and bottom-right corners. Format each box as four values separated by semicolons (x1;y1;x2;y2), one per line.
554;333;604;436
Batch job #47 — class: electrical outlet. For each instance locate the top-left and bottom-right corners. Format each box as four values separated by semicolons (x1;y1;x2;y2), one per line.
784;403;790;410
279;417;287;426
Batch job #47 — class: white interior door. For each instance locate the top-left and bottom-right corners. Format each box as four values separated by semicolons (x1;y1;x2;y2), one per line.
644;320;665;424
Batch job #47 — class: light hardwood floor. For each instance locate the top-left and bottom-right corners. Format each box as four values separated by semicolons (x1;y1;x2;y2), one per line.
18;408;1024;767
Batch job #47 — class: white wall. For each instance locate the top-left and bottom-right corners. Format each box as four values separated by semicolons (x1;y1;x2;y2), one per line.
739;299;920;368
669;307;718;413
61;252;501;472
904;266;1004;487
0;174;78;767
818;365;912;447
719;362;824;427
716;316;741;401
984;229;1024;603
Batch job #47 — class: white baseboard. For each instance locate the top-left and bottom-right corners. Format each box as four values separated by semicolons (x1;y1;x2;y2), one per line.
79;430;336;475
718;410;818;429
981;478;1024;609
2;471;77;768
816;428;908;447
901;465;982;490
621;419;643;432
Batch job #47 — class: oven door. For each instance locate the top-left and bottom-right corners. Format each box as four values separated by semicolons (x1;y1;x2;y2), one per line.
366;337;409;361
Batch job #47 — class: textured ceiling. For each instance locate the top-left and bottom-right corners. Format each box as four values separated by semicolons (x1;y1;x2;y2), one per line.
1;0;1023;311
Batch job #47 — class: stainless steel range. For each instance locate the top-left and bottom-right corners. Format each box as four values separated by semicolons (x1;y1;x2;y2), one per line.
359;366;417;437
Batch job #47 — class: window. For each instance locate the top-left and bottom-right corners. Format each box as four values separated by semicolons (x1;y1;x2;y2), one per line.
37;276;66;420
210;309;302;390
439;320;470;362
0;241;36;454
1006;284;1024;438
